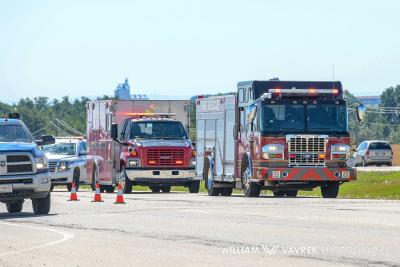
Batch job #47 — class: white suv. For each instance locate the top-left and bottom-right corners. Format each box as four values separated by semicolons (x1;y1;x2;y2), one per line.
43;137;87;191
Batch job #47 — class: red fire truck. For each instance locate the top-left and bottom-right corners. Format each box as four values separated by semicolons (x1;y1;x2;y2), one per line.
196;80;364;198
86;100;199;193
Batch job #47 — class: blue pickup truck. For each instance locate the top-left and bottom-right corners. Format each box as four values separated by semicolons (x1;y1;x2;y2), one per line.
0;114;54;214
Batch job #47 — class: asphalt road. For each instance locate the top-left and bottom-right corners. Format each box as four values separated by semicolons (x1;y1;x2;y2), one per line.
0;190;399;267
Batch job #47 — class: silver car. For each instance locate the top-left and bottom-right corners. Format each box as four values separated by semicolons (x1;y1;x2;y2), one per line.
353;140;393;166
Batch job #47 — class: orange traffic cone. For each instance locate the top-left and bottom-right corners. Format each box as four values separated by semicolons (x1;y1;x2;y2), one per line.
92;181;103;202
114;182;125;204
68;181;79;201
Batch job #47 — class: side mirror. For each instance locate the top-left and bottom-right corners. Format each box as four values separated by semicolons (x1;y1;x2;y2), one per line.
111;123;118;140
356;104;366;122
36;135;55;146
246;104;257;123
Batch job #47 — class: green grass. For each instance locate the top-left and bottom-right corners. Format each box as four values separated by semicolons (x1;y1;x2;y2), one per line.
75;172;400;199
300;172;400;200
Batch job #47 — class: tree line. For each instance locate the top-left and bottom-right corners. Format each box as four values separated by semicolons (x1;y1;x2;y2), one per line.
1;85;399;144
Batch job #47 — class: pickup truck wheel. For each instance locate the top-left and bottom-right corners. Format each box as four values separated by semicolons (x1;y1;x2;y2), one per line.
241;160;261;198
188;181;200;193
286;190;298;197
32;193;51;215
6;200;24;213
150;186;161;193
221;187;233;196
273;190;286;197
105;185;115;193
321;182;339;198
161;186;171;193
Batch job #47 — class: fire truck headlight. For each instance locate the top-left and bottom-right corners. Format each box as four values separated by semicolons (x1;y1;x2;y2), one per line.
128;158;141;168
262;144;284;160
331;144;350;160
190;158;196;167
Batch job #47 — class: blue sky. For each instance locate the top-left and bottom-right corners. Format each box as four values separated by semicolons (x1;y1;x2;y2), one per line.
0;0;399;102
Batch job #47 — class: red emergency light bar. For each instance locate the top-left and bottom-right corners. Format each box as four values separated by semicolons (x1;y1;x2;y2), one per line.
125;113;176;118
269;88;339;94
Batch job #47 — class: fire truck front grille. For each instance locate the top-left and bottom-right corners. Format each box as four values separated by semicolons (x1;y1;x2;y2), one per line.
288;136;326;167
289;137;325;152
147;149;185;166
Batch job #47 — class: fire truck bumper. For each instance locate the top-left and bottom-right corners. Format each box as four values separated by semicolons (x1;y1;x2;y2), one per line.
257;167;357;182
125;169;197;182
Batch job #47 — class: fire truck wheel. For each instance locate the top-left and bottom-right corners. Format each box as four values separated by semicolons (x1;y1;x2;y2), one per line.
161;186;171;193
105;185;115;193
241;161;261;198
321;182;339;198
150;186;161;193
120;167;133;193
188;181;200;193
205;164;221;196
273;190;286;197
6;200;24;213
221;187;233;196
285;190;298;197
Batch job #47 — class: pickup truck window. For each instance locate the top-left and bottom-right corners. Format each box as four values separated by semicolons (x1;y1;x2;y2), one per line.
130;121;187;140
0;124;33;143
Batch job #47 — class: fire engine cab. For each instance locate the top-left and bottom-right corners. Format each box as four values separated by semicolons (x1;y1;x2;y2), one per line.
86;100;199;193
196;80;364;198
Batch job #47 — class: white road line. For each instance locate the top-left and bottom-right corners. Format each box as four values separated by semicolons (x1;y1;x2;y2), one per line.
0;221;74;257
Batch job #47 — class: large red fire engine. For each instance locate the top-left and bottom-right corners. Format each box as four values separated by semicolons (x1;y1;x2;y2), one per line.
86;100;199;193
196;80;364;198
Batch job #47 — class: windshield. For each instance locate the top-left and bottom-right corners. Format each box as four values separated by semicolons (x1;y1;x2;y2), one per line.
261;104;347;133
130;121;187;140
43;143;77;155
0;124;34;143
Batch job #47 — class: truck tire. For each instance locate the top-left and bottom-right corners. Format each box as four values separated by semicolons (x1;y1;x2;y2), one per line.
204;162;221;196
321;182;339;198
32;193;51;215
161;186;171;193
67;169;80;192
286;190;298;197
221;187;233;196
241;159;261;198
273;190;286;197
6;200;24;213
121;167;133;194
188;181;200;193
150;186;161;193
